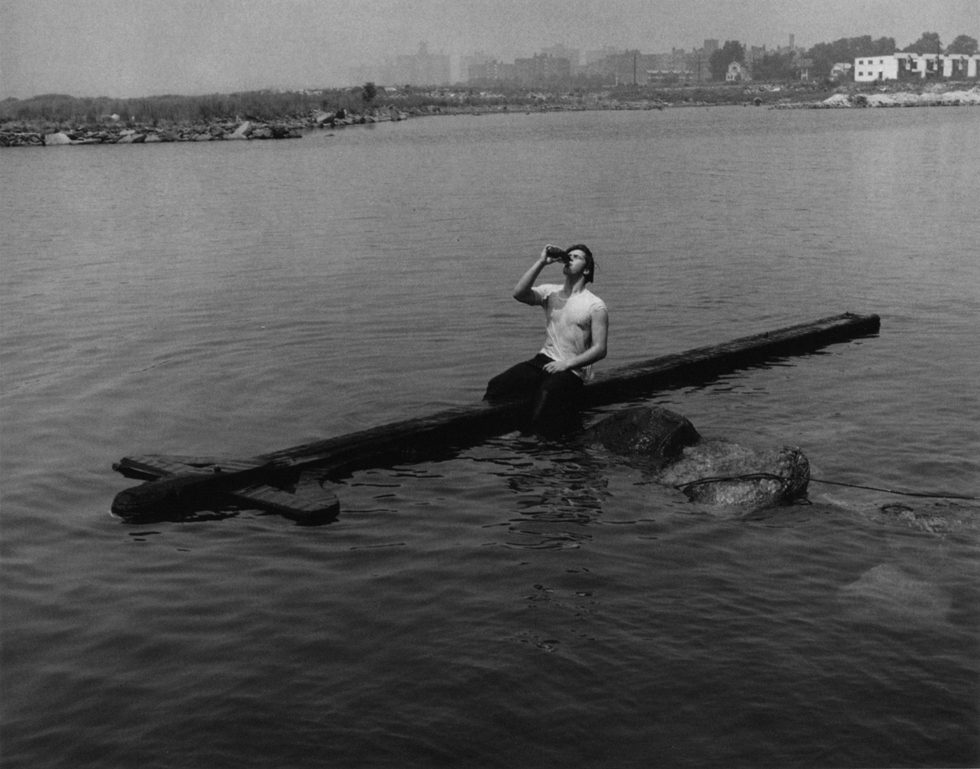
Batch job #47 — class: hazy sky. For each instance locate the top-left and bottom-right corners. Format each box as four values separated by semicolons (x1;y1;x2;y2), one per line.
2;0;977;98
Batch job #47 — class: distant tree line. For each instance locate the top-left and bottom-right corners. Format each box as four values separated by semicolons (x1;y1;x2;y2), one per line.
943;34;980;55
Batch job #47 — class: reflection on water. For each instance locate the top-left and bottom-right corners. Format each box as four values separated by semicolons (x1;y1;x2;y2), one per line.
497;444;611;550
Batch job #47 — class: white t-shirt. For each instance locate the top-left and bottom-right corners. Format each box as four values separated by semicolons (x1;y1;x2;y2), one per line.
530;284;607;380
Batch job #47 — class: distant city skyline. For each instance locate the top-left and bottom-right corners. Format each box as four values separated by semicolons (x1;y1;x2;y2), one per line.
351;35;811;86
2;0;977;98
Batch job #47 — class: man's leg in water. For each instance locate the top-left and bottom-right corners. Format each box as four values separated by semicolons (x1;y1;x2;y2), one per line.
486;355;583;435
529;370;584;436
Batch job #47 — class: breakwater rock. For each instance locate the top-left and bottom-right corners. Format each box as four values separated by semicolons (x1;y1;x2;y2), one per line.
0;106;413;148
586;405;810;510
1;120;305;147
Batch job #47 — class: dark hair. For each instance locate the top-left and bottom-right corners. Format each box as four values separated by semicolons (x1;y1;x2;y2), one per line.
566;243;595;284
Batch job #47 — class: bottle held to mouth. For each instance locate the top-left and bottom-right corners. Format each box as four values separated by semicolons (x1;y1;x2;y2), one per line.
545;245;570;264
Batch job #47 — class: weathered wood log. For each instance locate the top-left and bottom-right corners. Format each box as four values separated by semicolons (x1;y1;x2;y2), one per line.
258;312;879;477
112;312;879;521
111;454;341;523
584;311;881;406
110;462;268;517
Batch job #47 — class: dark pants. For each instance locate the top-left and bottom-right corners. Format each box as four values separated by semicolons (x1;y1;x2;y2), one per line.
484;354;584;436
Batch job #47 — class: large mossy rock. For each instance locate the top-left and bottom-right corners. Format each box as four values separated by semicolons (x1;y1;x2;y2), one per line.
586;406;810;509
656;439;810;506
585;405;700;463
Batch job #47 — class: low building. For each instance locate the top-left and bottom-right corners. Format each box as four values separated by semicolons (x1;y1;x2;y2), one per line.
855;53;980;82
943;54;980;79
797;57;814;82
726;61;750;82
646;68;696;85
854;56;899;82
830;62;854;81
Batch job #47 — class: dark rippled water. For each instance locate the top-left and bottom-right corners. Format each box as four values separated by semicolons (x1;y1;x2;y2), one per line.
2;107;978;768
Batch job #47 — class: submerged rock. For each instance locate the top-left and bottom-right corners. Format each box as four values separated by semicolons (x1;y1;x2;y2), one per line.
839;563;951;625
869;500;979;536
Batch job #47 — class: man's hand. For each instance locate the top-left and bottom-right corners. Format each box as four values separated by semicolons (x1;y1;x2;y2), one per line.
541;244;564;265
543;359;572;374
516;246;560;304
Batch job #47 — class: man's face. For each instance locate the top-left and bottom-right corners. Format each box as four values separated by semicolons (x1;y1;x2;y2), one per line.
564;249;590;279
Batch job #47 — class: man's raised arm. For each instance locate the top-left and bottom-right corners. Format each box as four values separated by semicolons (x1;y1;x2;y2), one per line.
513;245;560;304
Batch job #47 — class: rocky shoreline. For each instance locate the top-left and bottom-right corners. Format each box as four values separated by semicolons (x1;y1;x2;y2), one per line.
0;106;412;147
774;84;980;109
3;83;977;147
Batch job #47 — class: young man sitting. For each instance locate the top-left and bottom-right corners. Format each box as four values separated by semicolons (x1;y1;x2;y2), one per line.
484;243;608;436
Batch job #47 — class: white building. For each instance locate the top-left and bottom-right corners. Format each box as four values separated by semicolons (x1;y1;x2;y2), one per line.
855;53;980;82
942;54;980;79
726;61;750;82
854;56;899;82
